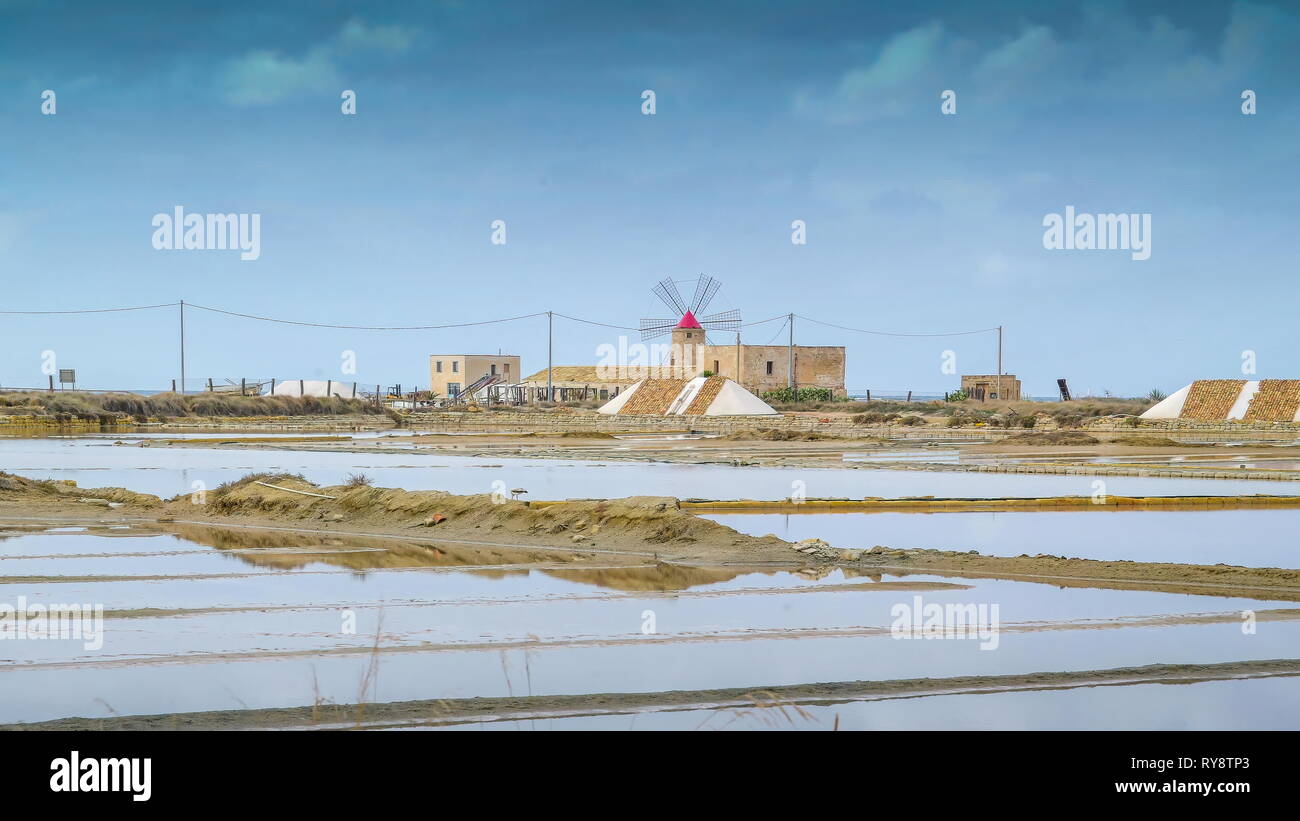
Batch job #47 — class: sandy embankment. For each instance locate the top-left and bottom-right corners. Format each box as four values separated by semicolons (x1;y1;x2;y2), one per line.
4;471;1300;599
148;431;1300;480
8;658;1300;731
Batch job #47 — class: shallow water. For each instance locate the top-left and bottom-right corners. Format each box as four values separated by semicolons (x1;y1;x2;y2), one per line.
3;527;1298;726
703;508;1300;568
2;435;1295;501
416;677;1300;731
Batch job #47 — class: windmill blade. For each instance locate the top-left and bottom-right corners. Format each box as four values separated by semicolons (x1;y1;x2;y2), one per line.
652;278;688;316
691;275;722;314
699;309;742;332
639;318;677;342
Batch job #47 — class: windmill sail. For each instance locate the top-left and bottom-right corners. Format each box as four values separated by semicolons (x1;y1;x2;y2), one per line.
639;318;680;341
691;275;721;315
652;278;688;315
698;309;741;332
640;275;742;341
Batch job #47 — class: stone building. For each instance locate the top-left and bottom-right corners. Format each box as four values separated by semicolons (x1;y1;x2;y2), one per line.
666;323;846;398
960;374;1021;401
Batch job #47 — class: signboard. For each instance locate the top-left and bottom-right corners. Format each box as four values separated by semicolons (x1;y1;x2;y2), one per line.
58;369;76;385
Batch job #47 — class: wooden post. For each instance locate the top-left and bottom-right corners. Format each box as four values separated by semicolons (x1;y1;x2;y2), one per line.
907;390;912;402
241;378;246;396
207;378;213;392
48;374;54;393
787;313;794;392
866;389;871;401
997;325;1003;401
271;378;276;394
171;379;176;393
326;379;332;398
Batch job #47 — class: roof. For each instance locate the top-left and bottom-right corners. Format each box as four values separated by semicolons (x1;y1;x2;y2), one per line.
598;376;778;416
676;310;703;330
521;366;639;385
1142;379;1300;421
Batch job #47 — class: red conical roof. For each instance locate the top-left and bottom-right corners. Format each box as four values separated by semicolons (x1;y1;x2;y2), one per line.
676;310;703;329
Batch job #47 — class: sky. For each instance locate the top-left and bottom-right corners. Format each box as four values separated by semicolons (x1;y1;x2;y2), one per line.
1;0;1297;397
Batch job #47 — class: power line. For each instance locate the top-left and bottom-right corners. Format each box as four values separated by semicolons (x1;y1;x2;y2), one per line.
0;302;180;315
763;316;789;345
0;300;1001;340
185;302;548;330
795;314;998;337
551;313;637;331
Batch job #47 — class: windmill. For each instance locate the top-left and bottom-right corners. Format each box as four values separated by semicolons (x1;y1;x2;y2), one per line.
638;275;742;343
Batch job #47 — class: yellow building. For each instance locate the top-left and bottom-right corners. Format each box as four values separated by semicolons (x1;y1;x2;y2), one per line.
429;354;520;398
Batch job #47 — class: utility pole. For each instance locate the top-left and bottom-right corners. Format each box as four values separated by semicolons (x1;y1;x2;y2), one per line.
179;299;187;395
996;325;1003;401
787;312;795;392
546;311;553;402
735;332;741;386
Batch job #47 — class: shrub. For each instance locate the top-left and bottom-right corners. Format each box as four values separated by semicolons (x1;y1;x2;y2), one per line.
762;386;834;404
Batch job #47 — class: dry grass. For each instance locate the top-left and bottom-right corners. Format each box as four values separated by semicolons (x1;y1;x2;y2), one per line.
0;390;395;422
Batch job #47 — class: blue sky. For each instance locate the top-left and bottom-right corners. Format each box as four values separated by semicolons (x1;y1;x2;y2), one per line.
1;0;1297;396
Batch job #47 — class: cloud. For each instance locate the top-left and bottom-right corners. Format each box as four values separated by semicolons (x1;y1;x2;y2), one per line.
220;18;419;106
336;18;417;54
798;1;1300;123
221;49;339;106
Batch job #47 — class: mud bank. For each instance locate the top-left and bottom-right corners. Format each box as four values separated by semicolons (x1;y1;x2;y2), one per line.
682;495;1300;512
9;658;1297;731
148;434;1300;481
5;471;1300;597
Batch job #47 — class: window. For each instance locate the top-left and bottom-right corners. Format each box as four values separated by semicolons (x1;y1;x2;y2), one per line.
599;389;609;400
713;360;719;374
491;364;497;375
452;361;459;373
435;361;442;373
766;361;774;376
448;383;461;397
504;363;510;374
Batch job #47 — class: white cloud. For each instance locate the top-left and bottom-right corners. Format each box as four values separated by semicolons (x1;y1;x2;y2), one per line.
220;18;419;106
799;2;1300;123
221;48;339;106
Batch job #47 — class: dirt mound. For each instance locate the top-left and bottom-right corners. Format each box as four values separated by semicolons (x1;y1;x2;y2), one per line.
0;471;160;508
723;428;836;441
1105;435;1208;448
171;477;772;555
1002;431;1100;445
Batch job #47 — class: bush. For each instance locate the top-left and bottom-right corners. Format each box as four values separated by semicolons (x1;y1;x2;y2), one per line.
762;386;834;404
